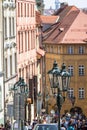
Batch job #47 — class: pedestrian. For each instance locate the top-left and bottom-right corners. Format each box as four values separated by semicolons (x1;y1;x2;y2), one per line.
67;119;75;130
61;124;66;130
0;124;5;130
28;122;32;130
77;119;82;130
61;118;68;129
81;119;87;130
24;122;29;130
5;120;11;130
32;119;37;129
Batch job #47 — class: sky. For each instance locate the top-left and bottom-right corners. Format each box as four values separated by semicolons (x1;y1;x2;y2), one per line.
44;0;87;9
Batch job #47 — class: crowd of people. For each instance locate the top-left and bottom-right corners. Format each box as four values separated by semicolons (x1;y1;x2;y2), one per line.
60;112;87;130
31;111;87;130
0;112;87;130
0;120;11;130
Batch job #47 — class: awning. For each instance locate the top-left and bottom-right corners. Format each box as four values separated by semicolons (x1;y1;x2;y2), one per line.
37;48;45;59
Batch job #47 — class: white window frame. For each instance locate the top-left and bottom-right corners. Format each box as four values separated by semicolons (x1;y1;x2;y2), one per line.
68;88;74;98
68;65;74;76
79;65;84;76
79;88;84;99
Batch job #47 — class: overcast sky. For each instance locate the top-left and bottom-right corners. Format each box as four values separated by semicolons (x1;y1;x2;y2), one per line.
44;0;87;9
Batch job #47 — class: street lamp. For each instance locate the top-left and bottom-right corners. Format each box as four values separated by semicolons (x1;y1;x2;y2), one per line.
13;77;28;130
48;61;71;130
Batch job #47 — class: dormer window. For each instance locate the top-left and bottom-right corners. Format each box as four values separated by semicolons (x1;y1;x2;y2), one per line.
79;46;85;54
68;46;74;54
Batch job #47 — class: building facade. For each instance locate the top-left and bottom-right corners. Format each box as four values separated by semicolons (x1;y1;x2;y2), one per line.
16;0;37;121
43;6;87;116
36;11;46;116
0;0;4;124
2;0;17;124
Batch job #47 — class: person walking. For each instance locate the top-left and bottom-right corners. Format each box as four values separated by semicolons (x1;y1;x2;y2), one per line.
0;124;5;130
5;120;11;130
23;122;29;130
67;119;75;130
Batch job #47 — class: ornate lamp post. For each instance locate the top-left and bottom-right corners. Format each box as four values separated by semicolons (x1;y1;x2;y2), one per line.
48;61;71;130
13;77;28;130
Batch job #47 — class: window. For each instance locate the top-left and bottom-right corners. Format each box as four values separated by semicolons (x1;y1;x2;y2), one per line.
68;66;74;76
25;31;27;51
10;55;12;75
12;17;15;36
14;53;17;73
68;46;74;54
9;17;11;37
4;17;7;39
32;30;35;49
68;88;74;98
19;32;23;53
79;65;84;76
0;85;2;110
21;3;23;17
57;46;61;54
79;46;84;54
19;68;21;77
28;31;30;50
18;3;20;17
46;45;49;52
31;30;35;49
50;46;53;53
32;4;35;17
22;68;24;78
27;4;29;17
18;32;20;53
5;58;8;78
79;88;84;99
25;3;26;17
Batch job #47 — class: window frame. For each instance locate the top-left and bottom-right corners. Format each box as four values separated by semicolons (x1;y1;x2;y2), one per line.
78;88;85;99
68;65;74;76
79;65;85;76
79;46;85;54
68;88;74;98
68;46;74;54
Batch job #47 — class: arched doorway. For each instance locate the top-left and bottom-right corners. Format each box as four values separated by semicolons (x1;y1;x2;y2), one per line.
70;106;82;115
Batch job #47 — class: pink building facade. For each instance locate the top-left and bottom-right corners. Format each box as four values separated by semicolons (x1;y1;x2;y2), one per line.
16;0;37;121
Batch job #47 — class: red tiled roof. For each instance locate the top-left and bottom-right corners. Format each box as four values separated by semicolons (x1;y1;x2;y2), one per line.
56;6;79;22
40;15;59;24
43;6;87;44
